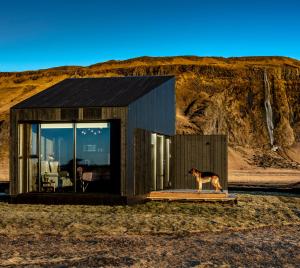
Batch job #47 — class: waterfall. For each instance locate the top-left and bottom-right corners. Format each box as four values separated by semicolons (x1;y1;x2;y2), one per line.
264;70;275;146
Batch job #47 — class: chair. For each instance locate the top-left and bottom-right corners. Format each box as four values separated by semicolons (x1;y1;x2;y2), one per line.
77;167;93;192
41;160;59;192
59;170;73;188
49;161;59;174
51;161;74;189
41;160;50;174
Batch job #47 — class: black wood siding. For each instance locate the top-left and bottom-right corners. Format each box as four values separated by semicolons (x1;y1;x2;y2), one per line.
134;131;228;195
134;129;152;195
128;78;176;196
170;135;228;190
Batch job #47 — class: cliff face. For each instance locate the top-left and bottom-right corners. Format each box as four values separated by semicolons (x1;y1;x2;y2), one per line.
176;63;300;148
0;56;300;180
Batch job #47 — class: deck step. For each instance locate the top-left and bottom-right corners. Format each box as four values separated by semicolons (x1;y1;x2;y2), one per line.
146;190;230;201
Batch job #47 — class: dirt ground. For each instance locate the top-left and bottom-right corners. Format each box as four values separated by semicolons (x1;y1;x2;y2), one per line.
228;145;300;187
0;224;299;267
229;169;300;186
0;193;299;267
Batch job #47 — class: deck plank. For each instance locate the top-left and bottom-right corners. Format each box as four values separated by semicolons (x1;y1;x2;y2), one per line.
146;189;235;202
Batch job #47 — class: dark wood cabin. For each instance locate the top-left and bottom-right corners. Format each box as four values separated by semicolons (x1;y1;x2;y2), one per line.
10;76;175;198
10;76;228;203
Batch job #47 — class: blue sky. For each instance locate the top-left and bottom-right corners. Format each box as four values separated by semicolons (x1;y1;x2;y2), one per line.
0;0;299;71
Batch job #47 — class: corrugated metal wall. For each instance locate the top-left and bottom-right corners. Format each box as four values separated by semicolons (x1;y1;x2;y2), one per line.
170;135;228;190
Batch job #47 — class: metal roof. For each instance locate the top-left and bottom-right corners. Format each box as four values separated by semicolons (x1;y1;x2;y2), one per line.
13;76;174;108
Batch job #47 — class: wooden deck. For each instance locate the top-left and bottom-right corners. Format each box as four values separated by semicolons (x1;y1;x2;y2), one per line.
146;189;237;203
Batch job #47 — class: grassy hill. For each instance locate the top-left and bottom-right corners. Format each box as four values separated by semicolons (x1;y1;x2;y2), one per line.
1;56;300;181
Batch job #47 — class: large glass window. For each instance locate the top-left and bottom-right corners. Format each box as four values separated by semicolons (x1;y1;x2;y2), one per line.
40;123;74;192
76;123;111;192
17;121;114;194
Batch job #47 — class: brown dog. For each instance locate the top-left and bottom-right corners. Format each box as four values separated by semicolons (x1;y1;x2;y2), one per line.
188;168;223;192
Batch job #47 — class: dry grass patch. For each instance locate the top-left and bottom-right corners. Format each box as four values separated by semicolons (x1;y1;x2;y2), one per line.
0;193;299;239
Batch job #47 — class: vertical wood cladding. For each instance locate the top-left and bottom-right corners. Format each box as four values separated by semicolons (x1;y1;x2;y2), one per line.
133;129;152;195
127;78;176;196
170;135;228;190
61;108;78;120
9;109;17;195
134;131;228;195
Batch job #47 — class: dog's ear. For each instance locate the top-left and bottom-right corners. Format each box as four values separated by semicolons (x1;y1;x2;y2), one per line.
188;168;194;174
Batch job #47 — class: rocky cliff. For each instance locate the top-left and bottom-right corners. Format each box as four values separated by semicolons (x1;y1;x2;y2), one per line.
0;56;300;180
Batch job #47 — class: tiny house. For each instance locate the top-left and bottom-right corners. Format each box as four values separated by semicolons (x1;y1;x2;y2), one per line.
10;76;228;203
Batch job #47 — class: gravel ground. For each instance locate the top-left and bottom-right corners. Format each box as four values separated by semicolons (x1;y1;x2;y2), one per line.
0;224;299;267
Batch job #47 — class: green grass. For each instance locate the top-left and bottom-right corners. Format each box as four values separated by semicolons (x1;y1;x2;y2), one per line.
0;194;299;238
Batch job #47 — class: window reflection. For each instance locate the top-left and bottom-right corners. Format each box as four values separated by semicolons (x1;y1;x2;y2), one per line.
40;123;74;192
18;122;113;194
30;124;38;156
28;124;38;192
28;158;38;192
76;123;111;192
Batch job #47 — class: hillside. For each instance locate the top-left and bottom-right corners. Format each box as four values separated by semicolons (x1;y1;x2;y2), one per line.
0;56;300;182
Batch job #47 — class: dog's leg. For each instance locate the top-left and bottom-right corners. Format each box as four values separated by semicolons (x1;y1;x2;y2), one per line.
211;177;217;191
217;180;223;192
216;177;223;192
212;176;222;192
198;179;202;192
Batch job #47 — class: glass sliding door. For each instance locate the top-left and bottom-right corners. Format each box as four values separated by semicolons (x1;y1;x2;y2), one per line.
40;123;74;192
150;133;170;191
151;133;157;191
28;124;38;192
76;123;111;192
164;138;171;188
18;124;24;193
156;135;164;190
